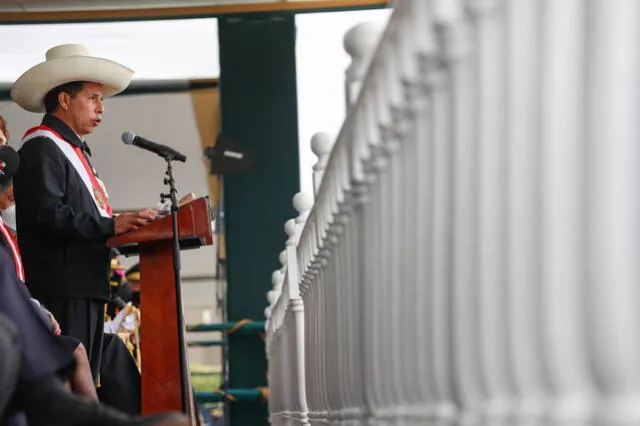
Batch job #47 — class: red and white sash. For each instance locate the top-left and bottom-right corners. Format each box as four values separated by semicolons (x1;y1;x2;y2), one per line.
22;125;112;218
0;218;24;282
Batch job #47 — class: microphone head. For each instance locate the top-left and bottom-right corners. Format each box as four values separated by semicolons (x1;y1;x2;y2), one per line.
122;131;136;145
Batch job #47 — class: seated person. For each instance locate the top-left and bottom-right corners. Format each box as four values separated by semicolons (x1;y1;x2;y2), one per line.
0;116;14;233
0;177;15;235
0;248;188;426
125;263;141;308
101;254;142;414
105;254;138;335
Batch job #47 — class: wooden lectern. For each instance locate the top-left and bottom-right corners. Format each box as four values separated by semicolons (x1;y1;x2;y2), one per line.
107;197;214;419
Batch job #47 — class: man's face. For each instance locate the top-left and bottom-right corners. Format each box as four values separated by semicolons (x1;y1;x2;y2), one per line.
63;82;105;136
0;184;14;210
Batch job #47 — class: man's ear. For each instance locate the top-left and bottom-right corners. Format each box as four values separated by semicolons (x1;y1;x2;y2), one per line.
58;92;71;111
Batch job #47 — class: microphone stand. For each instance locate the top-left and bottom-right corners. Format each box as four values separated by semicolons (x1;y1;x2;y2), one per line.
161;155;190;414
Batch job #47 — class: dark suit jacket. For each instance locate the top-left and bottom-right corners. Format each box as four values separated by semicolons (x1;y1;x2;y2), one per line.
14;115;115;301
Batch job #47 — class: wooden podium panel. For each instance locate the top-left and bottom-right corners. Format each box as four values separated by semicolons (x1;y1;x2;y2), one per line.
111;197;214;248
107;197;213;418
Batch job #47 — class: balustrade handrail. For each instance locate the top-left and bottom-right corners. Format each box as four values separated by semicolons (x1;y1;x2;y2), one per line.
269;1;640;425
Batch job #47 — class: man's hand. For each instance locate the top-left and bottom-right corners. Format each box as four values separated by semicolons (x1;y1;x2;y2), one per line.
114;208;158;235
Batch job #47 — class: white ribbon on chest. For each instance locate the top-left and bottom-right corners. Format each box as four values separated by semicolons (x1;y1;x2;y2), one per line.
22;129;111;218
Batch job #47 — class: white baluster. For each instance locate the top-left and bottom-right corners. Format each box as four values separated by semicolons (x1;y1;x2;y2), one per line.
348;99;374;426
311;133;333;196
344;22;383;108
297;218;318;424
303;210;322;401
269;264;285;425
467;1;515;424
295;193;313;424
359;74;382;424
368;48;397;425
539;1;595;424
448;0;484;423
285;210;310;426
318;250;330;424
585;2;640;425
335;148;359;425
383;40;405;417
428;1;473;424
409;60;437;423
315;181;335;424
308;212;324;426
342;203;363;425
372;6;427;424
311;186;330;425
269;330;278;425
280;296;293;425
505;1;547;425
303;261;318;424
391;2;443;424
335;145;349;425
362;147;386;423
333;171;350;426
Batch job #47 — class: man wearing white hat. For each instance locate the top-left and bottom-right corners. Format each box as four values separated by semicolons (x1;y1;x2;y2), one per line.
10;44;157;383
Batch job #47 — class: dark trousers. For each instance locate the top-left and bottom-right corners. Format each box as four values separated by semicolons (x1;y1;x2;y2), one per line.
40;298;105;384
98;333;141;414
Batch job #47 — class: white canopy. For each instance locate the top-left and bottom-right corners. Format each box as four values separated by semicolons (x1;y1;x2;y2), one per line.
0;9;390;197
0;18;220;83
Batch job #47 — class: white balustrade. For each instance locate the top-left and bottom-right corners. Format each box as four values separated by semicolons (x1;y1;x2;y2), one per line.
265;1;640;425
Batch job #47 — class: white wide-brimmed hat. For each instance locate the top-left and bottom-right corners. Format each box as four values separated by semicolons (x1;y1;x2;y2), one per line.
11;44;134;113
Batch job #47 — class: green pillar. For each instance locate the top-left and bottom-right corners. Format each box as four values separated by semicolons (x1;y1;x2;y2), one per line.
218;15;300;426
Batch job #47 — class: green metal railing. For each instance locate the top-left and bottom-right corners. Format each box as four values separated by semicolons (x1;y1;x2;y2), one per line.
188;340;224;347
195;388;268;403
186;320;265;334
187;320;268;404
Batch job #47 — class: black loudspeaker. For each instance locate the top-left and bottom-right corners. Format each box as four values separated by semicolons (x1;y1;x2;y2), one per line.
204;134;253;175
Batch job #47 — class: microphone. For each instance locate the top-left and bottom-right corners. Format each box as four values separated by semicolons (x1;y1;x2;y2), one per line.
121;131;187;163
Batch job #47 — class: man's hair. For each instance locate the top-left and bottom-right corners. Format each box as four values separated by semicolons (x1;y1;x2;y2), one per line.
44;81;85;114
0;179;12;195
